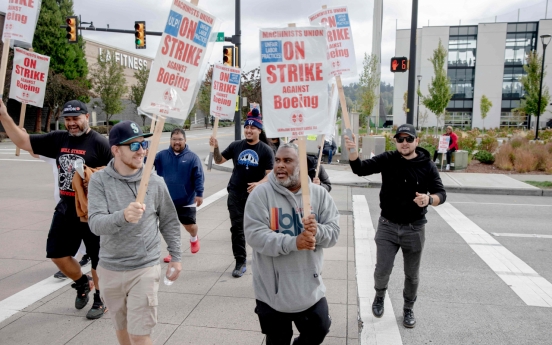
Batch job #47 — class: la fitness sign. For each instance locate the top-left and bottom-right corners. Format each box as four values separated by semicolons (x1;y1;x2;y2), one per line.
98;47;149;71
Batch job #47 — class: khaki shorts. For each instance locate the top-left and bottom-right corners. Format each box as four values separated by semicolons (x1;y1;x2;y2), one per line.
97;264;161;336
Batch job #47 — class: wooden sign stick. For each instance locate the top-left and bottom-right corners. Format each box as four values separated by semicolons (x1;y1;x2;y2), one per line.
15;103;27;156
149;113;157;134
0;39;11;99
336;76;355;153
315;134;325;179
207;116;219;171
136;115;166;203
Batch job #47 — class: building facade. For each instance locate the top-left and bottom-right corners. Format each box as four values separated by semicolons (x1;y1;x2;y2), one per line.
393;19;552;129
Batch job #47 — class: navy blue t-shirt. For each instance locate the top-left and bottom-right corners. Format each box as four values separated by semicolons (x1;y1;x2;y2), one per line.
222;140;274;197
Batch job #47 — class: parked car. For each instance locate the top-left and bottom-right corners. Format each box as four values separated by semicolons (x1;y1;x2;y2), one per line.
546;118;552;129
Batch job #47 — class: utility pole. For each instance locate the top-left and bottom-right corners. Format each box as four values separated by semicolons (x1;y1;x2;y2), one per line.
406;0;419;125
234;0;242;141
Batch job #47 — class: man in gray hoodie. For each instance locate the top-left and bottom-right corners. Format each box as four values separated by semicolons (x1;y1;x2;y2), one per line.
88;121;182;345
244;143;340;345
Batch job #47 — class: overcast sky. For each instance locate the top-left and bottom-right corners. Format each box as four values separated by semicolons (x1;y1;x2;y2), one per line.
5;0;549;85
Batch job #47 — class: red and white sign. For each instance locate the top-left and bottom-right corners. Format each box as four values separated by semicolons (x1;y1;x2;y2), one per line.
140;1;220;120
438;135;451;153
260;27;329;138
324;78;339;137
210;64;241;119
3;0;40;45
9;48;50;107
309;6;357;77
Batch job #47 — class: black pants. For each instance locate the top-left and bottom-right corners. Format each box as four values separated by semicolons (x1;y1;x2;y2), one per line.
227;192;247;263
433;147;456;166
374;217;425;309
255;298;331;345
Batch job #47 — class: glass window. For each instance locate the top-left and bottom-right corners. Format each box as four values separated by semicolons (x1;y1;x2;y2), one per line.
450;27;459;35
517;23;527;32
502;100;510;108
527;23;537;31
459;27;469;35
464;100;473;108
507;23;517;32
511;100;520;108
468;27;477;35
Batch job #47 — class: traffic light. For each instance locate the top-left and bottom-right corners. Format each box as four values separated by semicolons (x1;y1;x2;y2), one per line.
223;45;234;66
66;16;78;44
390;57;408;72
135;21;146;49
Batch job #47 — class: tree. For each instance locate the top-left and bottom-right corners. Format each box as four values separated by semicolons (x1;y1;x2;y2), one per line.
129;67;150;126
515;51;551;128
89;50;128;130
480;95;492;131
197;65;214;116
358;53;380;127
420;39;452;131
419;109;429;134
402;91;409;115
240;67;262;118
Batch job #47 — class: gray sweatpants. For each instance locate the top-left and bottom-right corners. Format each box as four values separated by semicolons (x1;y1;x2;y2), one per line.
374;216;426;309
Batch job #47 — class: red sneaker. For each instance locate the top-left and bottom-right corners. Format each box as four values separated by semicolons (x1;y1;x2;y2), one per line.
163;254;171;263
191;237;200;254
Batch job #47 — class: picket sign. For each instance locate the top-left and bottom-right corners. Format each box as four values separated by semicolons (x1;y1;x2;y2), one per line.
310;5;356;153
207;116;219;171
315;134;325;179
0;39;10;99
136;0;218;202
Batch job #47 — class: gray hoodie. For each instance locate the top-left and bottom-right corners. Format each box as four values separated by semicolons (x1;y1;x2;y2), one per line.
88;160;182;271
244;171;340;313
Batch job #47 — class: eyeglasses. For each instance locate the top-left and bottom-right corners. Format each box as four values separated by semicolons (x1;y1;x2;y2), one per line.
118;141;149;152
396;136;415;143
171;138;185;142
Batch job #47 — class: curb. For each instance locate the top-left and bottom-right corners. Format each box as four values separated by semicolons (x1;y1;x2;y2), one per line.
203;156;233;173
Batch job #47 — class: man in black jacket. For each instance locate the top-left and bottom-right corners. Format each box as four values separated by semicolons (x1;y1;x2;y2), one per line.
345;124;446;328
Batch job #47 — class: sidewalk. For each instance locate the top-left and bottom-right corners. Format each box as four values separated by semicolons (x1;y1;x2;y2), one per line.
0;162;358;344
206;157;552;197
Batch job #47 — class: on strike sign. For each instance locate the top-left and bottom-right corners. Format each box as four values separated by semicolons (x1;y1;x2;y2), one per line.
210;64;241;119
3;0;40;45
9;48;50;107
140;0;220;120
309;6;357;77
260;27;329;138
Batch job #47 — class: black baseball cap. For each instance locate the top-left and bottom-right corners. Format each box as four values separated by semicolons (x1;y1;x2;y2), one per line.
394;124;417;138
61;100;88;117
109;120;153;147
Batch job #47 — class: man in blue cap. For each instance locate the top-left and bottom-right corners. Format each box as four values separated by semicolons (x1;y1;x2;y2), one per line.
0;99;111;319
209;108;274;277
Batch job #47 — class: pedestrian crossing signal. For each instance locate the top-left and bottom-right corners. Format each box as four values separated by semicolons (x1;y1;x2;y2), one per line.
223;46;234;66
66;16;78;44
135;21;146;49
391;57;408;72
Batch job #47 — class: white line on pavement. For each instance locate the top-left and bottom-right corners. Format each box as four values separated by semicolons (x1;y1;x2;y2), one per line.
0;187;229;324
0;159;42;162
450;202;552;207
352;195;403;345
491;233;552;239
434;203;552;308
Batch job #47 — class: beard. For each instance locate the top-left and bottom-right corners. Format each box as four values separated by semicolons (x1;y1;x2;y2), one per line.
277;166;300;189
68;123;89;137
246;138;254;143
172;144;184;153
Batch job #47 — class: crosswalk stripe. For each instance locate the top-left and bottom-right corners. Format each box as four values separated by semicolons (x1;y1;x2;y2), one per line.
353;195;403;345
434;203;552;308
491;233;552;239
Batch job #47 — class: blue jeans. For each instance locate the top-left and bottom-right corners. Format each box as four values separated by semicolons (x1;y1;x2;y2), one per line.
322;148;334;164
374;217;425;309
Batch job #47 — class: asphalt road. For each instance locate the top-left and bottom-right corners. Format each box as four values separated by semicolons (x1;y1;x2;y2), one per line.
352;187;552;345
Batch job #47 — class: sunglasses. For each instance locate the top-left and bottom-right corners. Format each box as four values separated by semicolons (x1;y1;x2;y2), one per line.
396;136;415;143
119;141;149;152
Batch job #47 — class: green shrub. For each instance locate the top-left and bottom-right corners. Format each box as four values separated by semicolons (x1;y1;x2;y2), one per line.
142;123;183;133
419;141;436;158
478;136;498;153
474;150;495;164
510;136;527;149
108;120;121;126
90;125;109;134
59;124;66;130
458;135;477;154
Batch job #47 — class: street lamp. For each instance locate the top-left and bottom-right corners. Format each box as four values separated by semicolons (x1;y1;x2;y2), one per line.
536;34;551;140
416;75;422;130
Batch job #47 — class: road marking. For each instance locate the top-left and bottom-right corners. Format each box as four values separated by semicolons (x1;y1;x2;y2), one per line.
0;159;42;162
434;203;552;308
450;202;552;207
0;187;229;323
353;195;403;345
491;233;552;239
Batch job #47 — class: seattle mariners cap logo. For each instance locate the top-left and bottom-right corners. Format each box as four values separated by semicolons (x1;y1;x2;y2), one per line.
131;123;140;133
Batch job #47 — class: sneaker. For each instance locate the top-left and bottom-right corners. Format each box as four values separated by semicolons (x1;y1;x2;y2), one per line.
86;293;108;320
54;270;67;279
445;164;450;171
72;275;93;310
190;236;200;254
163;254;171;263
232;261;247;278
403;308;416;328
79;254;91;267
372;296;385;318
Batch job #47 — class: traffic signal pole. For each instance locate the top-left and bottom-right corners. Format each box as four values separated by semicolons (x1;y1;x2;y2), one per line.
406;0;419;125
233;0;242;141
